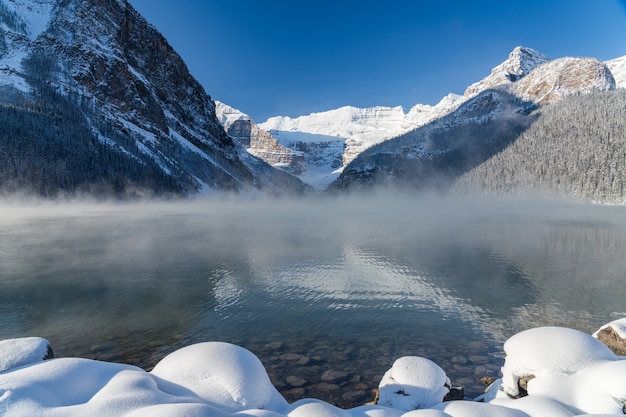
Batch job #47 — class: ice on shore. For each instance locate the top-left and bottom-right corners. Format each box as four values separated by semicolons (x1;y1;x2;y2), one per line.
2;322;626;417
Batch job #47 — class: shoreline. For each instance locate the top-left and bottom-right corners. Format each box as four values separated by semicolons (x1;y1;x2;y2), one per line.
2;319;626;416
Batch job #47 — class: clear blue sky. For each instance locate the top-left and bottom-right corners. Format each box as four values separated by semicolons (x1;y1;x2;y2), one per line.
128;0;626;122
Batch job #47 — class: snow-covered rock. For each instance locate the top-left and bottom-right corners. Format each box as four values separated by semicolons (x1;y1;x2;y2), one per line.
464;46;550;96
431;400;528;417
500;327;616;398
377;357;450;411
514;57;615;104
593;317;626;356
0;337;52;373
150;341;288;413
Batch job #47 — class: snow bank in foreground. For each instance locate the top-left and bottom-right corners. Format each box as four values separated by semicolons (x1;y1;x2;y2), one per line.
2;322;626;417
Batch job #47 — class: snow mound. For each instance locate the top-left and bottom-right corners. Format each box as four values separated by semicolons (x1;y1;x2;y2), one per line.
150;341;288;413
501;327;616;398
378;356;450;411
0;336;52;373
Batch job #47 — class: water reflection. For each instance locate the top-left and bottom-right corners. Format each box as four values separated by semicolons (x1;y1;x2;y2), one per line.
1;195;625;403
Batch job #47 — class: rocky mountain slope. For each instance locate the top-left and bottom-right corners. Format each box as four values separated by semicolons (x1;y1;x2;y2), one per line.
215;101;305;176
463;46;550;96
0;0;308;197
259;94;464;169
330;47;620;199
329;89;537;191
257;46;623;193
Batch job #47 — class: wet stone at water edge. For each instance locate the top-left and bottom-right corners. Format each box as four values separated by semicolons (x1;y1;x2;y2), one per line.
245;338;503;408
61;334;503;409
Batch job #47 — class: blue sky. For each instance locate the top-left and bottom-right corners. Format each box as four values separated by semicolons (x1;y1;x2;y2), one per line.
129;0;626;122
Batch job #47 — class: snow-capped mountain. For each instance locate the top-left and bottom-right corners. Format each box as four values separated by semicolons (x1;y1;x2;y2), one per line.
216;101;344;189
330;47;620;198
606;55;626;89
258;94;465;189
215;101;305;176
463;46;550;96
259;95;464;166
0;0;307;197
0;0;56;91
330;89;535;191
512;56;615;104
258;46;619;191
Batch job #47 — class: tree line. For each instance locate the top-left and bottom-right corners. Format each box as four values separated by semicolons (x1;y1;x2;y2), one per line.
455;89;626;203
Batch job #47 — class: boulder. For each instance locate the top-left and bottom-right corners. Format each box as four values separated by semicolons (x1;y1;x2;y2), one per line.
594;318;626;356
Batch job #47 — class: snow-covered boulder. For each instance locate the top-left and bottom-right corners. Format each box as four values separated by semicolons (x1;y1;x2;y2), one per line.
500;327;617;398
0;337;53;373
593;318;626;356
150;341;288;413
377;356;450;411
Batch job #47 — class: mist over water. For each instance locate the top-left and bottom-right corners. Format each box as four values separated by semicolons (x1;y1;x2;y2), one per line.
1;191;626;403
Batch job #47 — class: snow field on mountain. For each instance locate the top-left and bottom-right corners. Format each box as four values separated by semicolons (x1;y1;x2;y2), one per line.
2;322;626;416
258;95;464;151
606;56;626;89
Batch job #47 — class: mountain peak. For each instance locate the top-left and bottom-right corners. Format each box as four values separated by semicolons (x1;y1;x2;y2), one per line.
464;46;550;96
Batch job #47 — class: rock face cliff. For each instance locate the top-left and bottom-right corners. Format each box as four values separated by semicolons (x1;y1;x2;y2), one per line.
463;47;550;96
215;101;305;176
512;57;615;104
0;0;307;197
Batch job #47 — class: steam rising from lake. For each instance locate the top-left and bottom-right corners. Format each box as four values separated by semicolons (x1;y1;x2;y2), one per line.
1;191;626;391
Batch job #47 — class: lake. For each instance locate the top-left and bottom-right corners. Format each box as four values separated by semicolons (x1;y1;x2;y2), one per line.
1;192;625;407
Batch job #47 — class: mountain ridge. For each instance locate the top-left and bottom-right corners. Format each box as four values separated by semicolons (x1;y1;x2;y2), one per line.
242;46;623;194
0;0;624;202
0;0;309;197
